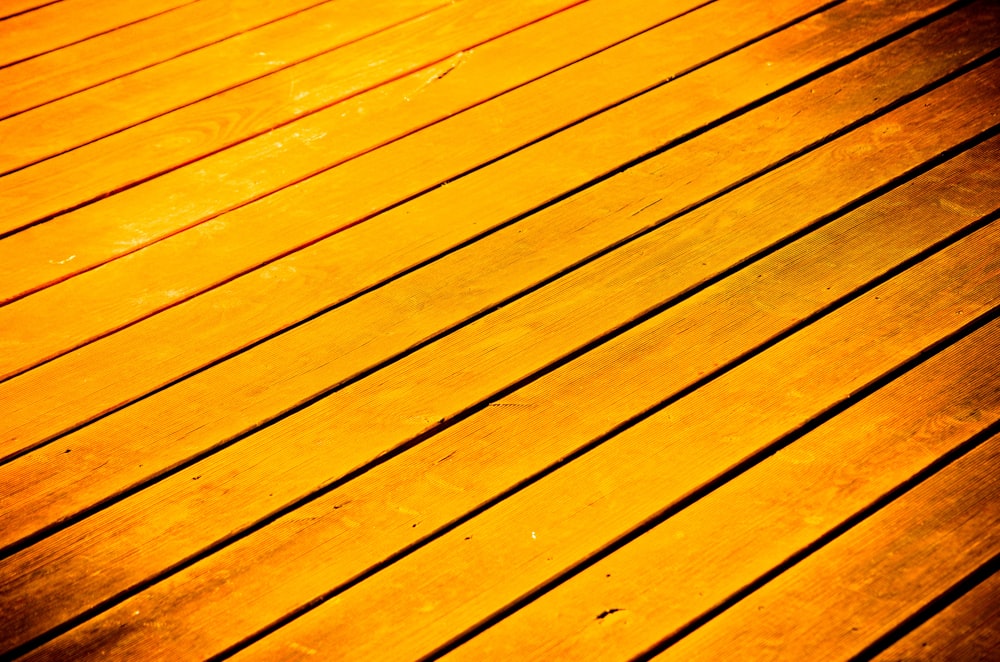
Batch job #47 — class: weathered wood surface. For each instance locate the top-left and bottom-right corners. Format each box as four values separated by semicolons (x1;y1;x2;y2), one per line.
1;0;997;659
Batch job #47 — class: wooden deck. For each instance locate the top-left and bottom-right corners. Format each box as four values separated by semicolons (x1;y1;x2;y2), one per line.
1;0;999;659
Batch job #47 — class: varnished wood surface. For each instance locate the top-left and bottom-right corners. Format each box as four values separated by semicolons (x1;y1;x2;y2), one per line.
1;0;998;659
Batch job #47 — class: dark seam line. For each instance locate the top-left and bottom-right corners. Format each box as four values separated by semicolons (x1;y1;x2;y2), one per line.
0;35;993;466
1;39;994;465
0;0;600;239
224;219;1000;660
0;0;709;244
8;150;998;660
850;552;1000;661
0;0;352;122
0;0;203;71
0;0;64;21
0;0;455;177
0;0;718;285
0;0;848;380
0;0;963;391
0;0;996;660
433;302;1000;662
632;425;1000;659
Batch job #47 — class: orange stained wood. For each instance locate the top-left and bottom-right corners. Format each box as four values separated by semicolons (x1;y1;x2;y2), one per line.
1;0;998;660
1;14;994;528
0;0;988;419
9;138;1000;659
0;0;361;119
0;0;755;296
0;0;196;67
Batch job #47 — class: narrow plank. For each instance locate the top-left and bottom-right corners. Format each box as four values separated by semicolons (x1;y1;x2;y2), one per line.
442;326;1000;661
0;0;977;399
219;223;1000;660
0;0;587;195
1;10;992;542
5;116;998;658
0;0;727;301
0;0;456;174
0;0;195;67
653;438;1000;661
871;570;1000;661
0;1;60;21
0;0;351;119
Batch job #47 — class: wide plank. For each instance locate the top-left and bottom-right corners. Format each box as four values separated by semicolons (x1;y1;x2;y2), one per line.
442;324;1000;660
0;0;979;400
0;0;355;119
0;0;60;21
0;0;581;201
0;0;195;67
871;569;1000;661
4;115;998;659
0;0;454;174
653;436;1000;661
223;221;1000;660
0;0;734;301
2;18;994;542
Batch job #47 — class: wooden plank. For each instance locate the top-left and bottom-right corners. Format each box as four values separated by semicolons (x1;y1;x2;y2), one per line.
0;0;457;174
440;326;1000;661
0;0;726;301
0;5;989;529
0;1;60;21
871;570;1000;661
4;106;998;659
0;0;356;119
0;0;977;399
208;222;1000;660
653;438;1000;661
0;29;994;547
0;0;585;195
0;0;196;67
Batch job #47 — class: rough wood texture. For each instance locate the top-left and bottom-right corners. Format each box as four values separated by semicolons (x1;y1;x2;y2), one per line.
1;0;998;659
872;569;1000;661
0;0;352;120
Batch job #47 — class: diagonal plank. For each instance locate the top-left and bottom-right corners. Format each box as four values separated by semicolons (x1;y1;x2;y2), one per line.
0;0;196;67
441;322;1000;660
1;44;996;560
653;436;1000;661
0;0;734;301
0;0;454;173
1;11;993;541
0;0;62;21
222;221;1000;660
870;569;1000;661
0;0;356;120
0;0;582;190
0;0;981;406
3;95;998;659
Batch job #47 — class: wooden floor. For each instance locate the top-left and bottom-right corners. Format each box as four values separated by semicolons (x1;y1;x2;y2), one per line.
1;0;999;659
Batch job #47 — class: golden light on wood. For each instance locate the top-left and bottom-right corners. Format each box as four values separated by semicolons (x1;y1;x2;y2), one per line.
0;0;998;659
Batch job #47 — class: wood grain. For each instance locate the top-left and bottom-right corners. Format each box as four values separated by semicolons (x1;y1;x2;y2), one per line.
443;323;1000;660
0;0;196;67
654;434;1000;661
0;0;583;216
0;0;978;424
0;0;452;174
872;569;1000;661
0;0;349;119
5;98;998;662
1;7;991;542
0;0;722;301
223;219;1000;660
0;0;60;21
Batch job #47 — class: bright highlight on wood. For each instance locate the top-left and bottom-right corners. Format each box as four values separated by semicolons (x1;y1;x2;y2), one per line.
0;0;997;659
